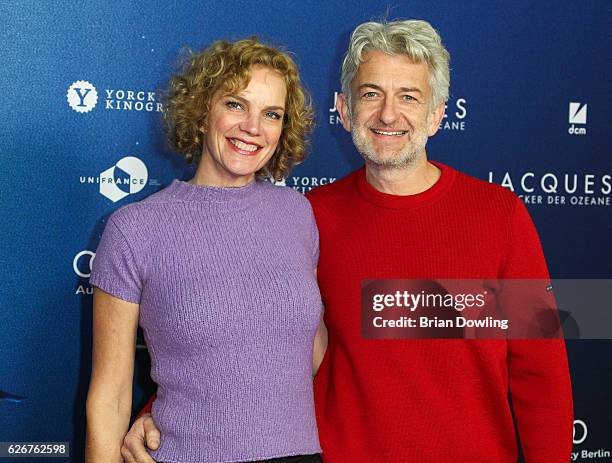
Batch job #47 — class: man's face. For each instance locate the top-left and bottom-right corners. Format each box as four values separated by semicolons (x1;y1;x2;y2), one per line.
337;50;444;168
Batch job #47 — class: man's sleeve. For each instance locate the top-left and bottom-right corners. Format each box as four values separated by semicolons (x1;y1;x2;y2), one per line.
502;198;574;462
137;394;156;418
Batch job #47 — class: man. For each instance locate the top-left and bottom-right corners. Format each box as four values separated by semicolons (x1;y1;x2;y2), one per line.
122;20;573;462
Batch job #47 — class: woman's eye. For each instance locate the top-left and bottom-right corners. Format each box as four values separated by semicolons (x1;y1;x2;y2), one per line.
226;100;243;110
266;111;282;120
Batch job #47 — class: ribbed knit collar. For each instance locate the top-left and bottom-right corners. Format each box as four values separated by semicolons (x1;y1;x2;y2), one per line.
356;161;456;210
167;178;262;209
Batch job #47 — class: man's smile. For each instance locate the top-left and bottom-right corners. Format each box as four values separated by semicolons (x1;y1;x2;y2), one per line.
370;128;408;137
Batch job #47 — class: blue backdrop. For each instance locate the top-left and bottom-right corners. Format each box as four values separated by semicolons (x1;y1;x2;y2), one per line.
1;1;610;461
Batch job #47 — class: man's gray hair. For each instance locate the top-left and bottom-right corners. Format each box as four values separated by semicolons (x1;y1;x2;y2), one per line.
341;19;450;110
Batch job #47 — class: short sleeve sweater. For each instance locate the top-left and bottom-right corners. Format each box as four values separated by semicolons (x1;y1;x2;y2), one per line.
90;179;323;463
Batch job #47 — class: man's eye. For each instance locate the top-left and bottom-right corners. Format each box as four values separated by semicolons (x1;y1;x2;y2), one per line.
226;100;243;110
266;111;282;120
363;91;378;99
402;95;418;102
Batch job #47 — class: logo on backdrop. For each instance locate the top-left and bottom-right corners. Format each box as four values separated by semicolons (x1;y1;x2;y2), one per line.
268;178;286;187
568;102;587;136
571;419;612;461
67;80;98;113
329;91;342;125
573;419;588;445
439;98;467;131
328;91;467;131
488;171;611;207
74;250;95;295
80;156;152;202
73;250;95;278
269;176;337;193
99;156;148;202
67;80;163;113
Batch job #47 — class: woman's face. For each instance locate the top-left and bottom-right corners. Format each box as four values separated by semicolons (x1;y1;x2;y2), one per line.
199;65;287;187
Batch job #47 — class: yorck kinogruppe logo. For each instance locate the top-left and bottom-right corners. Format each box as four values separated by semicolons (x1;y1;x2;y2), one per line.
67;80;98;113
67;79;163;113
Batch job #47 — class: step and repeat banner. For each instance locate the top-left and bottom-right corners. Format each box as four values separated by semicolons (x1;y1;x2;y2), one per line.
1;1;610;461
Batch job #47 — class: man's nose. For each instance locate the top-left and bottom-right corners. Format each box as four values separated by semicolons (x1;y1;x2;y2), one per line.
378;97;399;126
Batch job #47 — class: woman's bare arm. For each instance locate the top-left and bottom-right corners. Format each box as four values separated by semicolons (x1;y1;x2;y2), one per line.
86;288;139;462
312;317;328;376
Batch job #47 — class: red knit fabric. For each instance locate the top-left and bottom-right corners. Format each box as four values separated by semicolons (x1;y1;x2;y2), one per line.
137;394;155;419
306;162;573;463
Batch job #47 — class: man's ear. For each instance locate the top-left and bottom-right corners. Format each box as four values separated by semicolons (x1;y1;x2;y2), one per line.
336;93;352;133
427;102;446;137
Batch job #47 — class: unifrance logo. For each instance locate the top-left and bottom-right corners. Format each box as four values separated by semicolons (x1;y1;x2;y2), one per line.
67;80;98;113
67;79;163;113
99;156;148;202
80;156;149;202
568;102;587;136
328;91;467;131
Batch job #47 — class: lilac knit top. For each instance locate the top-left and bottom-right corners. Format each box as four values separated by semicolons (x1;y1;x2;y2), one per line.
90;179;323;463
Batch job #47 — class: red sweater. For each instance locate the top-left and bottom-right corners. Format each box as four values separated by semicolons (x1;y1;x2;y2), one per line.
305;163;573;463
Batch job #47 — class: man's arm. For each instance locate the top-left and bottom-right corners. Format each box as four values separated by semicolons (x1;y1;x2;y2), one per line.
503;199;573;462
121;413;160;463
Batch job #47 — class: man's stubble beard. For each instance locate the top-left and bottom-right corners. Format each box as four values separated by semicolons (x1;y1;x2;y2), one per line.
350;114;430;170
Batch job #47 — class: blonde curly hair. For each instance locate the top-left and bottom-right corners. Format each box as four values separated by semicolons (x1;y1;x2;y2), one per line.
163;37;315;181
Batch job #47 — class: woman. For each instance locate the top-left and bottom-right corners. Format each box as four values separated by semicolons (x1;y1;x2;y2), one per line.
85;37;325;463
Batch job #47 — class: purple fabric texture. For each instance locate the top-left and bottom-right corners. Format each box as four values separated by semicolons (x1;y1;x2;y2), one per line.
90;179;323;463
